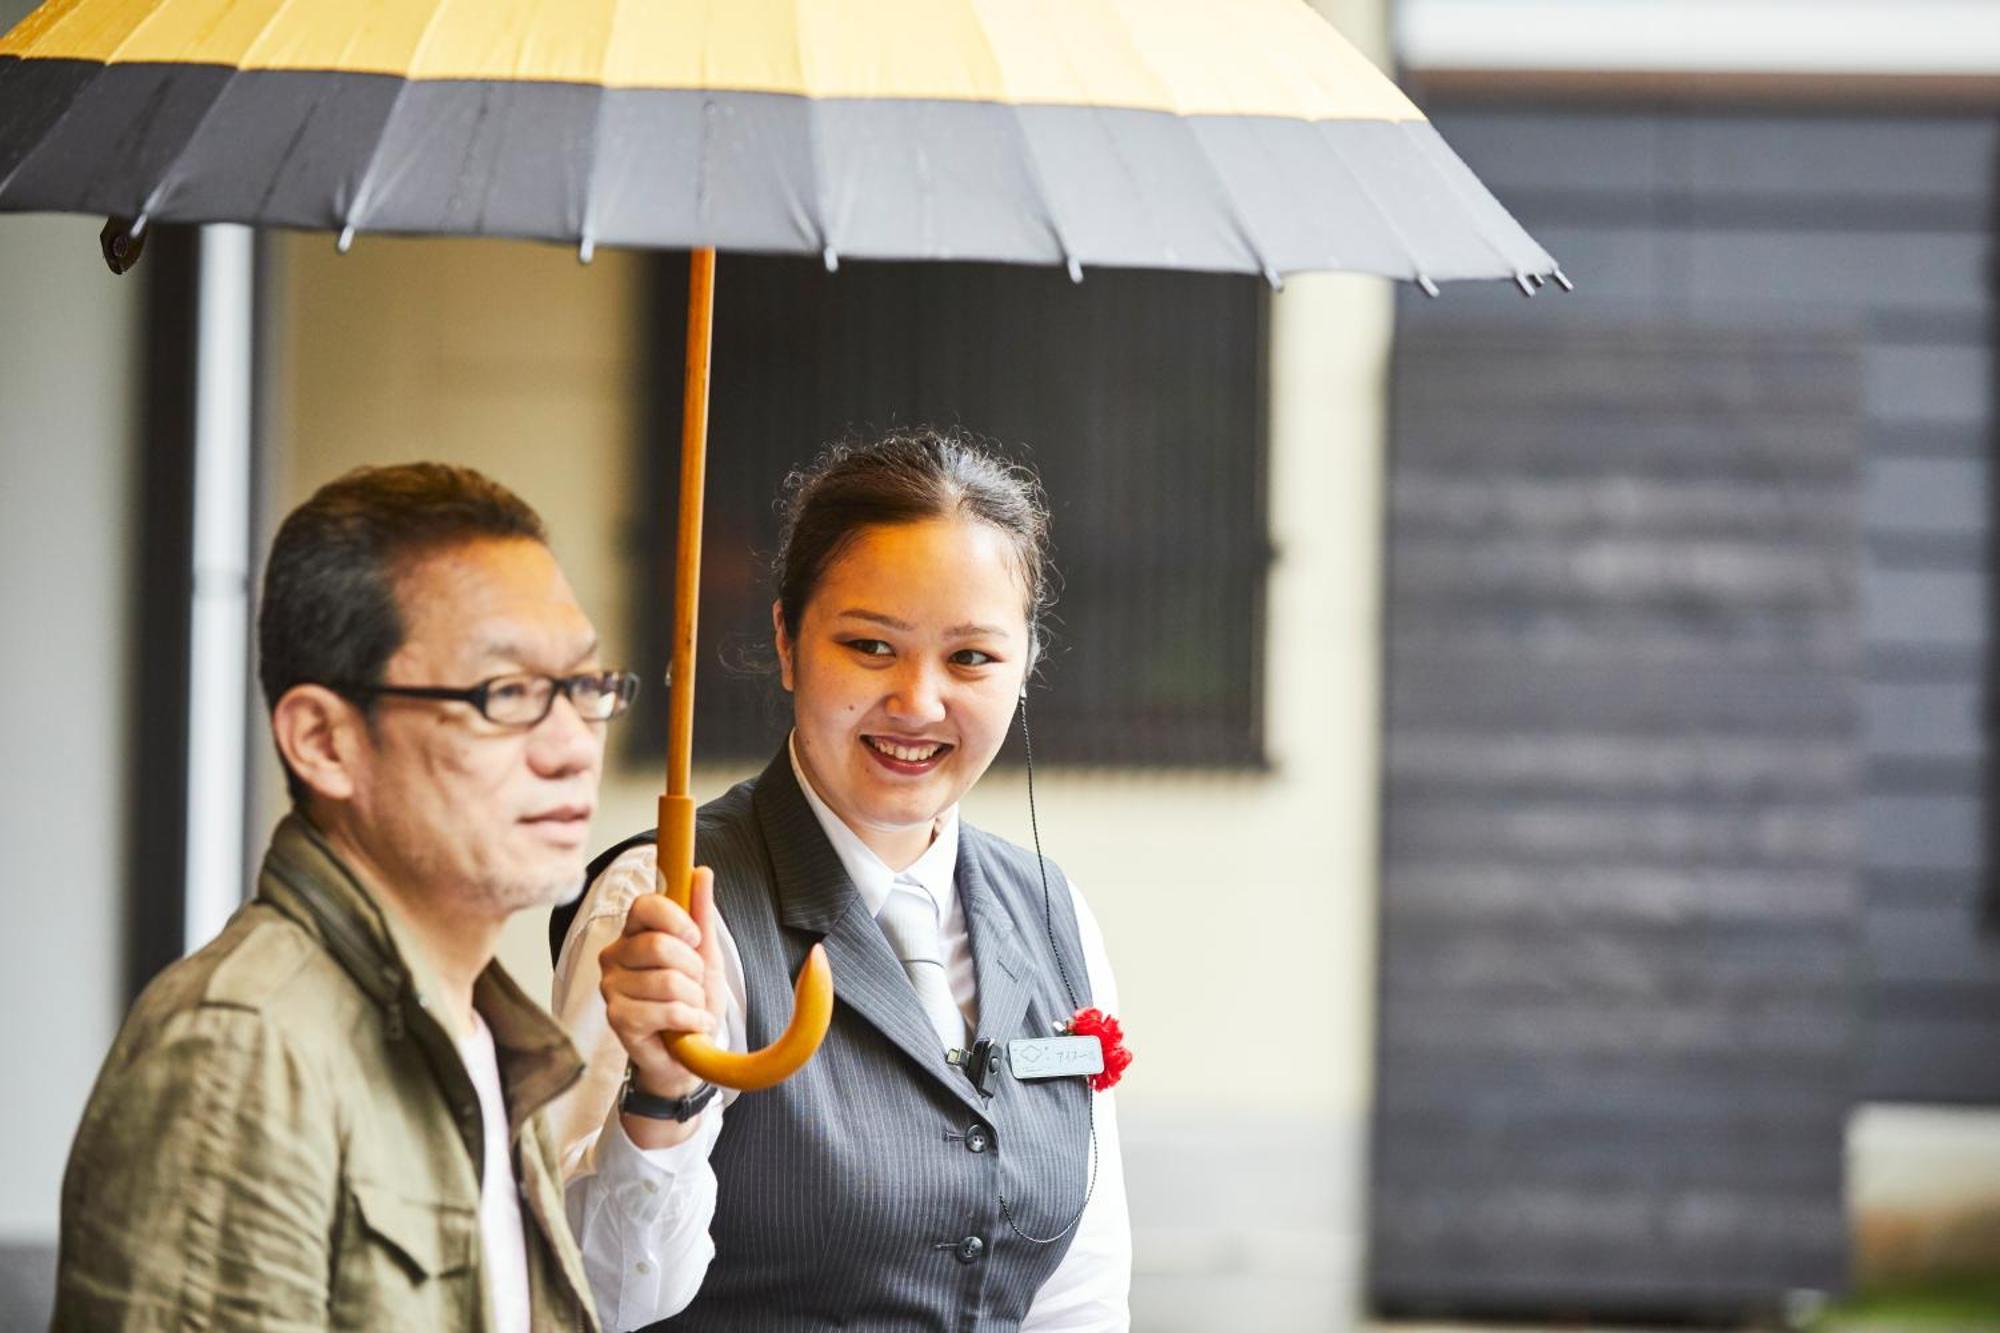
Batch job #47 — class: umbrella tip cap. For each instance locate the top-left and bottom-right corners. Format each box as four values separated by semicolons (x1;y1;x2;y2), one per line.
336;225;356;254
1066;257;1083;284
1417;274;1441;298
578;236;596;265
822;246;839;273
1553;268;1576;292
99;216;148;275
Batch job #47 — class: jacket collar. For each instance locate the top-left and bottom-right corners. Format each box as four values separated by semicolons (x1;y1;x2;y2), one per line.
753;749;858;939
257;812;583;1131
750;750;1032;1114
956;837;1036;1061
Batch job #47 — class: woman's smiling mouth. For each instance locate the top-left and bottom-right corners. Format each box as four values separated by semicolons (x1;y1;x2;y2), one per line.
862;735;953;771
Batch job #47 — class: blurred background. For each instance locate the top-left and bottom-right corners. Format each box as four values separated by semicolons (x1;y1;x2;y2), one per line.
5;0;2000;1328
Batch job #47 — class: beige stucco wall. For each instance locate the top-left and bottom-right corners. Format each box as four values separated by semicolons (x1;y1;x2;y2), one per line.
0;214;140;1244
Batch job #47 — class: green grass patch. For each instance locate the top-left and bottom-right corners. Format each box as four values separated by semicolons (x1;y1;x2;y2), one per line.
1811;1278;2000;1329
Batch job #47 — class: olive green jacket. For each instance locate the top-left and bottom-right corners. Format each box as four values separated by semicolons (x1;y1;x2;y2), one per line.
53;815;600;1332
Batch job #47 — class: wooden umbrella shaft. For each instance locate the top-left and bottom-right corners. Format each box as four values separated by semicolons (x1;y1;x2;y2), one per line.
660;247;717;912
652;247;832;1093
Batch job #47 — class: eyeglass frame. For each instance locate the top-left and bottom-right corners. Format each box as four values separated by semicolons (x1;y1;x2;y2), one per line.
329;669;641;727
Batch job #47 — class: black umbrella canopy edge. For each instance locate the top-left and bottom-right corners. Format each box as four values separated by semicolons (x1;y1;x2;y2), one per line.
0;54;1561;290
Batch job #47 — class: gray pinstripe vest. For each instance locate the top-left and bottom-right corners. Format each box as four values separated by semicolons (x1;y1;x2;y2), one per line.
648;750;1095;1332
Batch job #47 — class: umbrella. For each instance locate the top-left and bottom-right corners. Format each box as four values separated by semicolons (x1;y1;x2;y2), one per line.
0;0;1566;1090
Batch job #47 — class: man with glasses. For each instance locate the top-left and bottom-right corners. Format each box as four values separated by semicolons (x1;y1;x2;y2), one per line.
53;463;652;1330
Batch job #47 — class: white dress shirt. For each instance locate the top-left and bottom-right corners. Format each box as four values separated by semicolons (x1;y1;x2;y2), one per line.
457;1013;531;1333
557;742;1132;1331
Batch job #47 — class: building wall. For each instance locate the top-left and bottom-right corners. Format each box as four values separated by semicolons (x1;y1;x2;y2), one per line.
0;211;141;1314
1382;96;2000;1308
1375;320;1862;1318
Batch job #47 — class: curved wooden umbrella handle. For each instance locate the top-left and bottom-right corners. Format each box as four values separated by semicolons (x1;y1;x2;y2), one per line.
657;251;833;1092
655;794;832;1090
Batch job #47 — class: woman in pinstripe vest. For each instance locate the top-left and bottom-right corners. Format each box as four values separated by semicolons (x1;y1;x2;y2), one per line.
553;430;1132;1331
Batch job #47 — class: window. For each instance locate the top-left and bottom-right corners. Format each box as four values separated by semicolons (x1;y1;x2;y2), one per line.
630;253;1269;767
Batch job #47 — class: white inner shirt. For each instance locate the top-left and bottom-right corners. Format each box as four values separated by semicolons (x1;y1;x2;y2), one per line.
786;738;979;1039
458;1012;532;1333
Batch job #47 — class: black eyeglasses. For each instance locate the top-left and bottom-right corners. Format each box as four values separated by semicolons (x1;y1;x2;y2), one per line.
333;670;640;727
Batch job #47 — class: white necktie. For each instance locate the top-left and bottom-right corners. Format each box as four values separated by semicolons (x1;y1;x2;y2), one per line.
876;882;967;1053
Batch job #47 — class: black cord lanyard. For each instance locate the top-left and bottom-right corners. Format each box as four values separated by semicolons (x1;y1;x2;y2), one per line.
991;690;1101;1246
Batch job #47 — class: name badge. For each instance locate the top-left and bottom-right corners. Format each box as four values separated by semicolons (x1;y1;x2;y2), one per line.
1007;1036;1104;1081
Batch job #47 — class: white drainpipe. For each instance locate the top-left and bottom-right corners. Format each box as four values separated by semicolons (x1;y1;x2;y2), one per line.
183;223;256;951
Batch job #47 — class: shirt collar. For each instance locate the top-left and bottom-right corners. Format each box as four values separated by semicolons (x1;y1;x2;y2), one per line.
787;733;959;920
258;813;584;1124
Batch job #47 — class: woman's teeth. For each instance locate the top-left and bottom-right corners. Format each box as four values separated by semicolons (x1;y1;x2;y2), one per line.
867;737;944;763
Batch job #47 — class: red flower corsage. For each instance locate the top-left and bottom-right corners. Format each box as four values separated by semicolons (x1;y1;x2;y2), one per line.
1063;1007;1132;1092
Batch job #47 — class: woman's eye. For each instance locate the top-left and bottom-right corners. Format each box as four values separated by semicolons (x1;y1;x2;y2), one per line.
844;638;893;657
951;649;997;667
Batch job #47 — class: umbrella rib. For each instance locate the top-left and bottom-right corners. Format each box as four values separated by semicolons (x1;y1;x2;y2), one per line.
799;96;833;261
958;0;1086;273
0;0;205;210
0;55;110;205
334;0;462;241
969;90;1093;274
1167;111;1289;283
571;0;628;254
127;0;316;225
0;0;93;57
791;0;836;261
96;0;178;67
1312;121;1430;286
1398;119;1554;282
785;39;836;257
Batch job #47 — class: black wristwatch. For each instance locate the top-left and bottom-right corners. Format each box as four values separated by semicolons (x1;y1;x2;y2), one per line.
619;1066;718;1122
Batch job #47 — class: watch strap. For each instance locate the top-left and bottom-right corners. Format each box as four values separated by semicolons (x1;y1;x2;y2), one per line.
619;1068;718;1122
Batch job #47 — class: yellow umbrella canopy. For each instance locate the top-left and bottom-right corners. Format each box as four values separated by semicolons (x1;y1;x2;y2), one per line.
0;0;1557;288
0;0;1564;1089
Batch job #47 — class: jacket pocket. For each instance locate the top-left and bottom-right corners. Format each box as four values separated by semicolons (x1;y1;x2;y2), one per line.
346;1181;479;1281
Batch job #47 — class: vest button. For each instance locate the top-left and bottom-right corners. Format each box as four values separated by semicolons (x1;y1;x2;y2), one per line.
965;1125;991;1154
956;1235;985;1264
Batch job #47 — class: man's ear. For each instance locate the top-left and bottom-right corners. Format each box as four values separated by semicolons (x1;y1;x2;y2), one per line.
772;601;796;693
271;684;364;805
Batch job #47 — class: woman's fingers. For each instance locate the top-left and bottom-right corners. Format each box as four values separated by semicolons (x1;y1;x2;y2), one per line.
691;867;727;971
600;925;704;979
621;888;700;946
693;869;721;959
600;865;730;1075
690;866;733;1028
606;996;715;1043
603;963;708;1007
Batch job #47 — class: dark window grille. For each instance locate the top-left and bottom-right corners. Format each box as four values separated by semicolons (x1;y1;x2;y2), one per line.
628;253;1269;768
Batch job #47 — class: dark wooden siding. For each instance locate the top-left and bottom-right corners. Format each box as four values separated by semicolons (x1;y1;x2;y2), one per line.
1372;103;2000;1318
1389;107;2000;1106
1372;324;1864;1319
